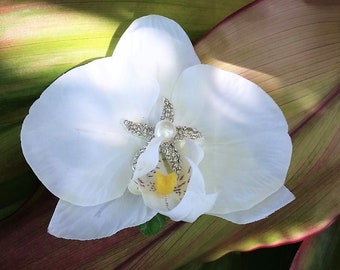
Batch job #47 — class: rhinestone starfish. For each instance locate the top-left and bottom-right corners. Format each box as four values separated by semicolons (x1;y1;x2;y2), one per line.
123;98;203;175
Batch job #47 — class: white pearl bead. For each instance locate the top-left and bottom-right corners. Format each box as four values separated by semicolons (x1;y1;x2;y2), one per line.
154;120;176;141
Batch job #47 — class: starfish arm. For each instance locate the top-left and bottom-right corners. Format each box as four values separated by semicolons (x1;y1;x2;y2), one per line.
160;98;175;122
160;142;182;175
175;126;203;141
123;120;154;140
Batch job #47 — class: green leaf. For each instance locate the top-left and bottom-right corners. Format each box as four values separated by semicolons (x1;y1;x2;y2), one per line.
179;243;301;270
0;125;39;220
290;219;340;270
139;214;168;237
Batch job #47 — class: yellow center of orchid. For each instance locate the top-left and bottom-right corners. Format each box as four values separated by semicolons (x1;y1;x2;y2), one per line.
155;171;177;195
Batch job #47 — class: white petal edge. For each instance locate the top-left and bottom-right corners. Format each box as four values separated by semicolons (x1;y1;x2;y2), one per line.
133;137;163;180
210;186;295;224
202;131;292;213
177;139;204;165
21;57;159;206
171;64;292;213
159;159;217;222
48;192;157;240
113;15;200;100
171;64;289;136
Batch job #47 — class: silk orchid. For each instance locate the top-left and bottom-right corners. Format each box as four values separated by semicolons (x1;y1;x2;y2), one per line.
21;15;294;240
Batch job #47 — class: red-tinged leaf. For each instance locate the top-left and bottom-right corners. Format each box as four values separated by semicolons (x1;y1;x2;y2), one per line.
192;0;340;263
0;187;168;268
179;243;300;270
290;218;340;270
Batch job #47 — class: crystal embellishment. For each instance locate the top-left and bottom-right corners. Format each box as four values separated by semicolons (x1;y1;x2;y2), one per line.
123;98;203;175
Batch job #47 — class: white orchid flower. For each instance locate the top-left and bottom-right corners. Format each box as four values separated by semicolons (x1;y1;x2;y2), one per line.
21;15;294;240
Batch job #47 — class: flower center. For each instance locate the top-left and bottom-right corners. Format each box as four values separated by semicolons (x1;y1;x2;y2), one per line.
154;119;177;142
155;171;177;195
124;98;203;178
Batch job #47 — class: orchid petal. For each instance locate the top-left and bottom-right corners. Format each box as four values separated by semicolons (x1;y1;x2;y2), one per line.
202;130;292;214
211;186;295;224
132;137;163;180
159;159;217;222
177;139;204;165
113;15;200;99
171;64;292;214
21;57;159;206
48;192;157;240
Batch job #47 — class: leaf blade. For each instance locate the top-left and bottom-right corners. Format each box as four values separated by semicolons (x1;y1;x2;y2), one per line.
139;214;168;237
290;219;340;270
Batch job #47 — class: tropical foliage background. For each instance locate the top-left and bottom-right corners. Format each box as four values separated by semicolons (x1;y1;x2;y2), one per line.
0;0;339;269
